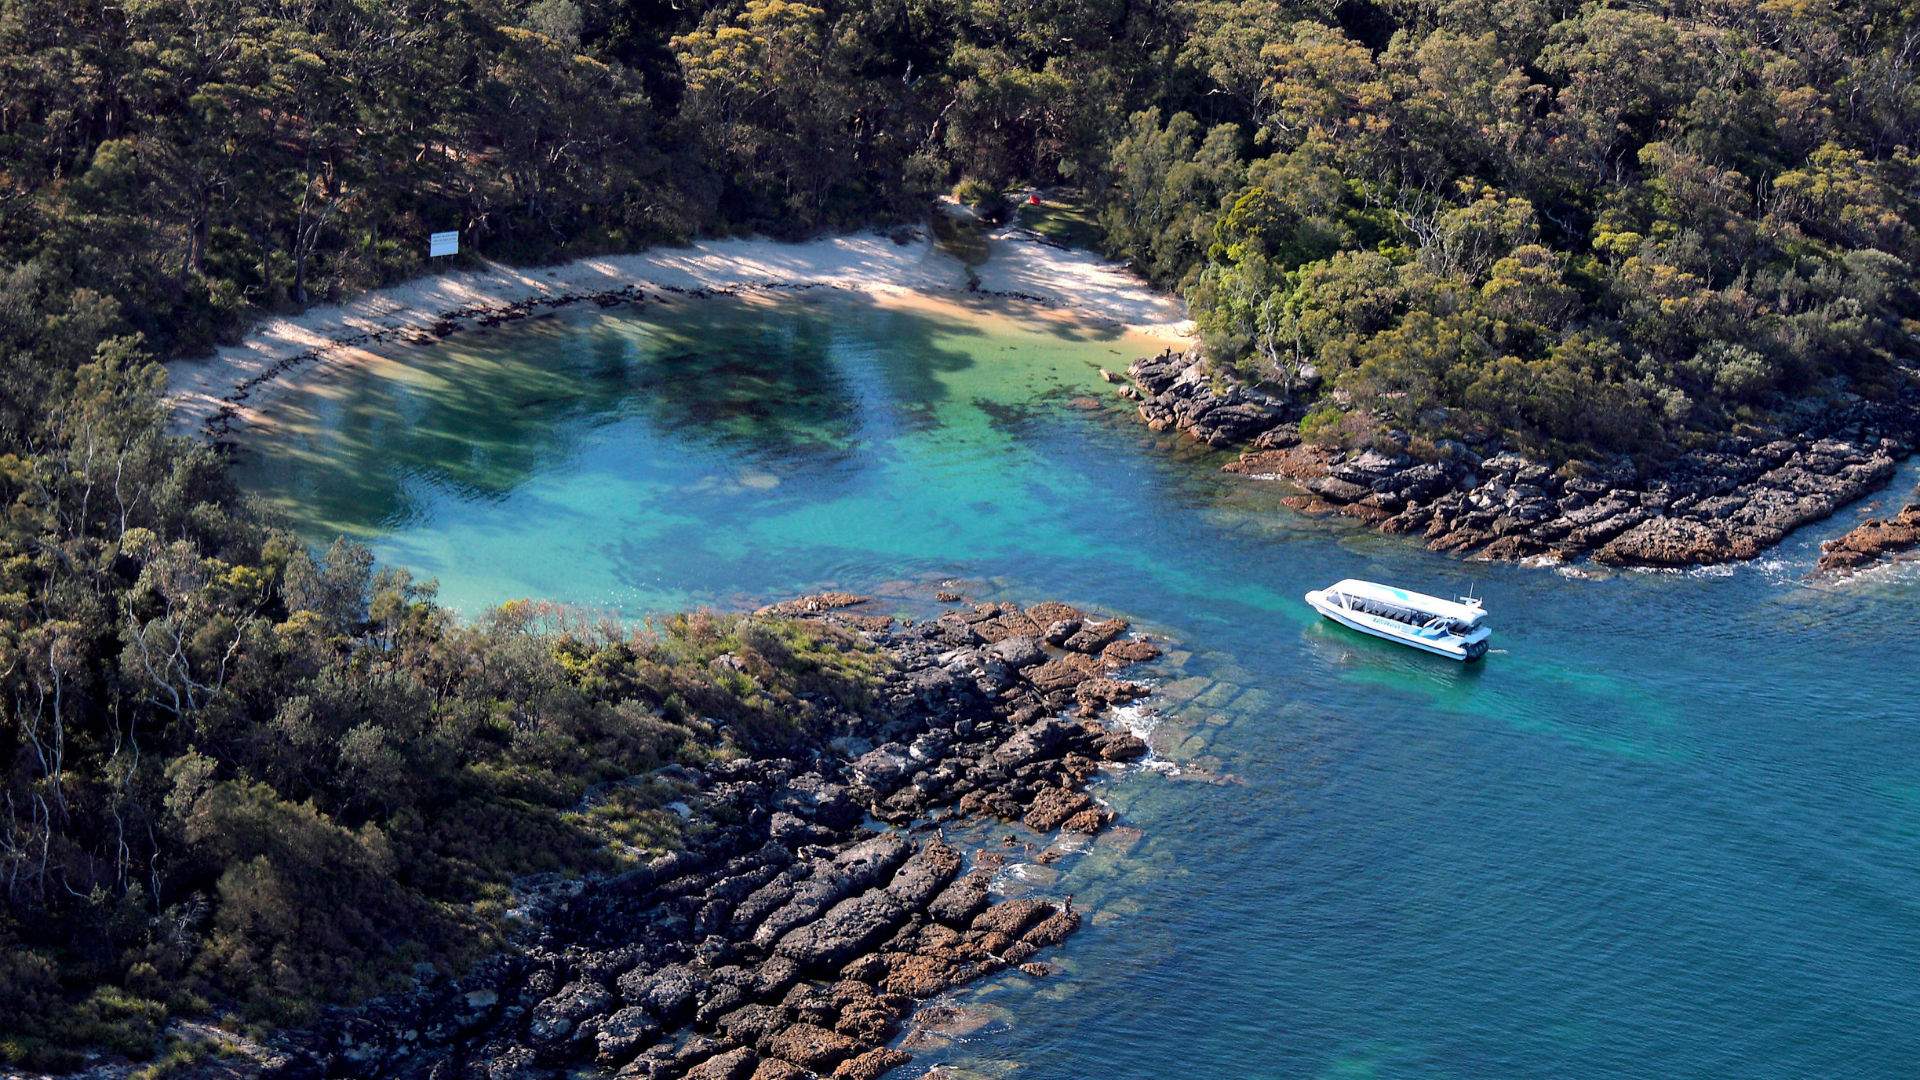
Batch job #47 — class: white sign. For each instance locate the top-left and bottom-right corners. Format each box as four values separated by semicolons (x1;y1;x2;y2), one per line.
429;230;459;258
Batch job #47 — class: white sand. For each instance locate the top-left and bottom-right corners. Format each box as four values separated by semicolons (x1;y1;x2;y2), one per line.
164;223;1191;436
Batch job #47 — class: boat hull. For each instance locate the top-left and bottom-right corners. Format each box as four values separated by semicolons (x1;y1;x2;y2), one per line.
1305;590;1489;661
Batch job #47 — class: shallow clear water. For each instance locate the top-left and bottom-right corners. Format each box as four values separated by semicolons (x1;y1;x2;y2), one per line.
234;291;1920;1078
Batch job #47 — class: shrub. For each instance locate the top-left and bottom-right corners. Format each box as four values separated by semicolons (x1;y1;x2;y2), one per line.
952;178;1010;221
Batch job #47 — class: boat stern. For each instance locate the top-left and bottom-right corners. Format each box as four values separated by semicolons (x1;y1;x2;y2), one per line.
1460;626;1493;661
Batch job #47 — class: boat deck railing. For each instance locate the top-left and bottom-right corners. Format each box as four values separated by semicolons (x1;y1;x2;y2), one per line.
1332;592;1474;637
1336;588;1466;630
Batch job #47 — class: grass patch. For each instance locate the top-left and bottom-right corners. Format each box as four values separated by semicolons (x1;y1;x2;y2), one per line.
130;1032;246;1080
1018;192;1102;249
570;776;693;864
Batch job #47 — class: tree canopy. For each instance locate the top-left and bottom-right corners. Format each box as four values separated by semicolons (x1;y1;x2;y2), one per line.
1101;1;1918;457
0;0;1916;1064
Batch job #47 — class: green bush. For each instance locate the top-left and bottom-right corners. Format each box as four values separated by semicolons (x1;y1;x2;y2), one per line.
952;178;1011;221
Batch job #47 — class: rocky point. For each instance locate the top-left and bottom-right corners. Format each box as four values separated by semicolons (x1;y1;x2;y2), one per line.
262;596;1161;1080
1122;348;1920;568
1817;499;1920;573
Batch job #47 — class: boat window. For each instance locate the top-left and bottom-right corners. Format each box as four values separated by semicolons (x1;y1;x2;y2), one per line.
1335;593;1460;633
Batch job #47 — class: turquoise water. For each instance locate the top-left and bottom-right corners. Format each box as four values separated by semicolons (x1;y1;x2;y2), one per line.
234;291;1920;1078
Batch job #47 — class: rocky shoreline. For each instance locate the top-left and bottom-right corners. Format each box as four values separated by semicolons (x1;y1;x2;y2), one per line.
1817;498;1920;573
259;596;1163;1080
1118;349;1920;568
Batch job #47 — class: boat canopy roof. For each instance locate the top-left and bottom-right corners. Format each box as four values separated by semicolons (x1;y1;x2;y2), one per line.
1327;579;1485;626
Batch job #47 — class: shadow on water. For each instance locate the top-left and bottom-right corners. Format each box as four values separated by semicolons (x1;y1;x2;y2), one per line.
235;292;1006;541
615;313;859;461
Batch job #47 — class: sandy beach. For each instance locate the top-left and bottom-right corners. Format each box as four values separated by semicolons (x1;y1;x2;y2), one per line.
164;222;1192;437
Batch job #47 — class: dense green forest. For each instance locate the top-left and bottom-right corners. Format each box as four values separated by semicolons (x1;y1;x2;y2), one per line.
1103;1;1920;456
1;0;1916;1065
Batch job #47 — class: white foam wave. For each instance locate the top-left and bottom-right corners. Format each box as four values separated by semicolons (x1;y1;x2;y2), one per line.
1819;554;1920;589
988;860;1057;896
1106;700;1160;740
1048;833;1092;856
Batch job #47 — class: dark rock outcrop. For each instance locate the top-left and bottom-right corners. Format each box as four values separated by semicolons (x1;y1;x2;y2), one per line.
1124;350;1920;568
1129;349;1287;447
1818;501;1920;572
265;599;1165;1080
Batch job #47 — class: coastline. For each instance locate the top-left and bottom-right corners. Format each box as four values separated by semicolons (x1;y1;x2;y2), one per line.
168;213;1917;576
163;225;1193;440
1118;349;1920;570
263;594;1169;1079
1818;496;1920;572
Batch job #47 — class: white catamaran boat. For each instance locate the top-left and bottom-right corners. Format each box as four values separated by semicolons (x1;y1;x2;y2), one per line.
1305;579;1492;661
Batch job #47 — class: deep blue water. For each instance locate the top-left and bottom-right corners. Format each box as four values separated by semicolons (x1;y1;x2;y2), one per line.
234;294;1920;1078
